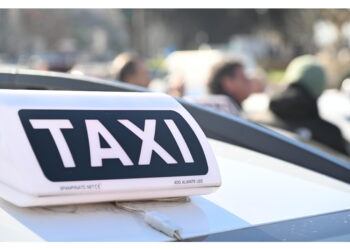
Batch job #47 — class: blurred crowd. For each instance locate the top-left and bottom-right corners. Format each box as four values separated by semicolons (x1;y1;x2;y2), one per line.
12;48;350;159
111;50;350;158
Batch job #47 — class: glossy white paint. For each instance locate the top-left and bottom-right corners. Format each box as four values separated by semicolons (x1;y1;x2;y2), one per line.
205;139;350;224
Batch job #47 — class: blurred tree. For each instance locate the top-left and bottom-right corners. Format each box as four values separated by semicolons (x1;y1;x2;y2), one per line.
136;9;349;58
1;9;349;64
0;9;129;62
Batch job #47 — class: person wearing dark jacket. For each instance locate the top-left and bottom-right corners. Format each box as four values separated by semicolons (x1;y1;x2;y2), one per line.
269;55;348;155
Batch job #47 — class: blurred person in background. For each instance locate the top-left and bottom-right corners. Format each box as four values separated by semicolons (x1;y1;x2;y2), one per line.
110;52;151;88
186;60;252;116
111;52;186;97
31;53;75;73
189;60;252;116
208;61;252;106
268;55;349;155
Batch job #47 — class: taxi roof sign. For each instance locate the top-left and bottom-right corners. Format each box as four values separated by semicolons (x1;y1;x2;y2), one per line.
0;89;221;207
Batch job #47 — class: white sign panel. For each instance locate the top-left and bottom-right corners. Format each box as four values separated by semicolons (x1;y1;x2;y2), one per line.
0;90;221;207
